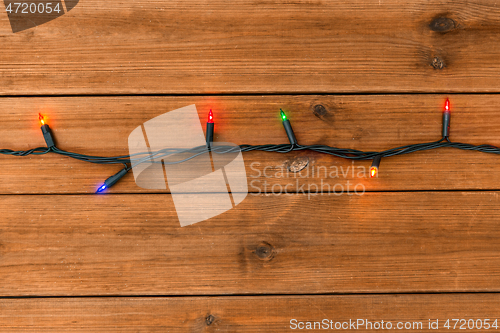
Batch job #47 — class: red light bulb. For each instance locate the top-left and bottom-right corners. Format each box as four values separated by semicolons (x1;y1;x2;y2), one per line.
208;109;214;123
39;113;45;126
370;167;378;178
444;98;450;112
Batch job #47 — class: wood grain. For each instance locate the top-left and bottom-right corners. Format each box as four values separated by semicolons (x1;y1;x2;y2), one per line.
2;95;500;193
1;1;500;94
1;191;500;296
2;0;499;326
1;294;500;331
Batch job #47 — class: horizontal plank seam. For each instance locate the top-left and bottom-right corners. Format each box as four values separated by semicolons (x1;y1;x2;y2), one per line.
2;188;500;196
4;92;500;98
2;291;500;300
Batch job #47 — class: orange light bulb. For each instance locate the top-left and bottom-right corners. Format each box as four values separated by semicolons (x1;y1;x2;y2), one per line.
39;113;45;126
370;167;378;178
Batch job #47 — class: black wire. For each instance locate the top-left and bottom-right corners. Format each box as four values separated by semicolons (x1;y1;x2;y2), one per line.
3;137;500;177
0;147;51;156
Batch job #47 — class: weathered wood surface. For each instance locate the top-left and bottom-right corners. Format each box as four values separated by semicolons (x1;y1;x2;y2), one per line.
1;95;500;193
0;294;499;332
1;0;500;94
2;0;500;329
1;192;500;296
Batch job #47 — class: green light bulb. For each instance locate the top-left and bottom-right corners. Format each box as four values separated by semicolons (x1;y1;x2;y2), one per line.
280;109;287;121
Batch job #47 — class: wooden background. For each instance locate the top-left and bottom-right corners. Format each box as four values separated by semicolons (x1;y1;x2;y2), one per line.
1;0;500;331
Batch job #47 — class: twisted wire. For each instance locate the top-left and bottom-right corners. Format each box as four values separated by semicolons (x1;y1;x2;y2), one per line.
3;137;500;170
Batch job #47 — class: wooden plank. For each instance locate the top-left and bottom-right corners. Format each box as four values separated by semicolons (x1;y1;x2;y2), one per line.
1;294;500;331
1;192;500;296
2;95;500;193
1;1;500;94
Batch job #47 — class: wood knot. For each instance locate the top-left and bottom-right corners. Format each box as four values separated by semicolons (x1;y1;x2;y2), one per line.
206;315;215;326
287;156;309;173
313;104;327;117
312;104;334;123
255;242;275;261
429;17;456;32
431;57;445;69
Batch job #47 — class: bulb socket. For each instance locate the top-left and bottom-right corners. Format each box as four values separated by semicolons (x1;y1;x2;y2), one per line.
206;122;214;147
41;124;55;148
282;119;297;146
442;110;451;138
97;168;128;193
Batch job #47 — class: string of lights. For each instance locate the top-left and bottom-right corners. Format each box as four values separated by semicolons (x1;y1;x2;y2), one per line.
2;98;500;192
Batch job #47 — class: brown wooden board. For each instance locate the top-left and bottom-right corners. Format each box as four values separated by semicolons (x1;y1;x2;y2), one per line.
1;294;500;331
1;95;500;193
1;1;500;94
1;192;500;296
